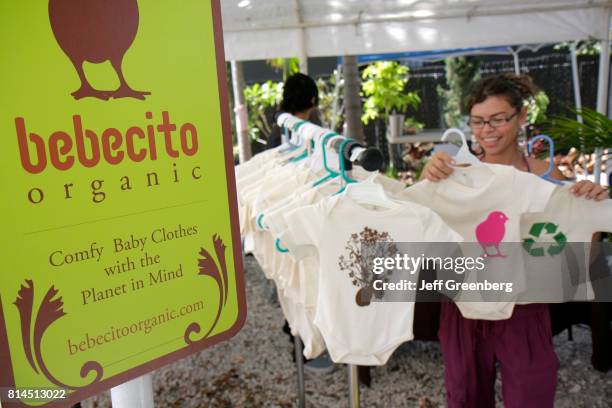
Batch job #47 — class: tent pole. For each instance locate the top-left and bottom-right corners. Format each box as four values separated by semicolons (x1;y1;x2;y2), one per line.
294;335;306;408
570;41;589;177
594;7;611;184
570;42;583;124
231;60;252;163
512;49;520;75
295;0;308;73
342;56;365;143
331;63;342;131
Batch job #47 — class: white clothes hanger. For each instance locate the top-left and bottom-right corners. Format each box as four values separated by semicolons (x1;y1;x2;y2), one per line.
281;124;316;163
320;134;343;172
306;129;329;171
343;174;402;210
441;128;483;167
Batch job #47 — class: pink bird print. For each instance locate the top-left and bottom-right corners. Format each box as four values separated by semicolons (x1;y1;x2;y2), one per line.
475;211;509;258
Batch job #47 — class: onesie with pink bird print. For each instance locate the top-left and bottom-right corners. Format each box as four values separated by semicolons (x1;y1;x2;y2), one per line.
396;163;557;320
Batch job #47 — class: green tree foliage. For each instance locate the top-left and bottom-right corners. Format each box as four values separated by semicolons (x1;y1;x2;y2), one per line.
243;73;345;142
266;58;300;80
243;80;283;141
437;57;481;128
525;90;550;125
361;61;420;124
316;69;344;132
545;107;612;154
554;40;605;56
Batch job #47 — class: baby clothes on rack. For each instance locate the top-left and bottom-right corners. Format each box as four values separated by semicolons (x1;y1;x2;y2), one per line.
255;171;404;358
236;159;328;358
519;184;612;303
236;136;410;360
241;163;324;276
396;163;557;320
283;191;462;365
236;147;286;236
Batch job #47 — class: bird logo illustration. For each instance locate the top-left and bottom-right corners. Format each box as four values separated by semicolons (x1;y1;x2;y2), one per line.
48;0;151;101
475;211;509;258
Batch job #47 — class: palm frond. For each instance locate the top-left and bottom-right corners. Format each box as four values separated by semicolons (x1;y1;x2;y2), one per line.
543;107;612;153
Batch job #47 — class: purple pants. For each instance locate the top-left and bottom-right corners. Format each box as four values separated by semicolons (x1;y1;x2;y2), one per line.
438;302;559;408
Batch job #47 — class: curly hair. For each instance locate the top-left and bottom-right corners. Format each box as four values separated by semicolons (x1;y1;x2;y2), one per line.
281;73;319;114
466;73;539;113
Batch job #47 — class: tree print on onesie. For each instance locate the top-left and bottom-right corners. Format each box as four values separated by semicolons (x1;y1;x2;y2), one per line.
338;227;398;307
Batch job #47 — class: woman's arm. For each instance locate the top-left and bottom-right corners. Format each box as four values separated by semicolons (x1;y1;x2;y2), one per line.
532;158;609;201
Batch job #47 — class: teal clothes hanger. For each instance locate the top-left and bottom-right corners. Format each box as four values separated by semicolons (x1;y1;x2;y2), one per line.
293;120;307;132
286;120;313;163
288;139;314;163
256;213;266;230
527;134;564;186
279;126;300;154
279;119;308;154
335;138;358;195
313;132;341;186
275;238;289;253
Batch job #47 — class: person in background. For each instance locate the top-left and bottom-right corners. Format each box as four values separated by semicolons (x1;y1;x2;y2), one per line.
266;73;320;149
421;73;608;408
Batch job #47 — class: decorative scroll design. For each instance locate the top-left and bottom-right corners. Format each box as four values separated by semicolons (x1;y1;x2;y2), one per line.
13;280;104;391
184;234;230;344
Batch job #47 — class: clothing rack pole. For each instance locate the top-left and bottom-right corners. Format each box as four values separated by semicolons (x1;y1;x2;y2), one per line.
275;113;383;173
341;146;360;408
241;236;245;267
348;364;360;408
294;335;306;408
329;138;384;173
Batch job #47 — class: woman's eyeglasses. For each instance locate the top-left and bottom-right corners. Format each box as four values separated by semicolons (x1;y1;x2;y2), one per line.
468;112;518;129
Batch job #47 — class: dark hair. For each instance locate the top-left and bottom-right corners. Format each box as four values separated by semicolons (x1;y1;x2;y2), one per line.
466;73;538;114
281;73;319;114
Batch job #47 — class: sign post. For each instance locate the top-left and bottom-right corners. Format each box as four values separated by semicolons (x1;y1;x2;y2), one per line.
0;1;246;406
110;375;153;408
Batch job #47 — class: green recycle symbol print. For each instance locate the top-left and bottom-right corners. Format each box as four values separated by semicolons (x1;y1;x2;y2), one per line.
522;222;567;257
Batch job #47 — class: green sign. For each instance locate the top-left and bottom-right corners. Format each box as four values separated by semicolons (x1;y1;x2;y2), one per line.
0;1;246;406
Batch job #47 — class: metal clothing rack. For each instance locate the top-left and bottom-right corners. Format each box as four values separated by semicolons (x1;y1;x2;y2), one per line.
274;112;385;408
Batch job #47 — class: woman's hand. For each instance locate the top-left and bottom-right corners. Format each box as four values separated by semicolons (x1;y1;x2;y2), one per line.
420;151;455;182
570;180;609;201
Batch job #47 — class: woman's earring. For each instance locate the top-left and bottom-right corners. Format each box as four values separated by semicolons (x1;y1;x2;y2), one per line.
517;124;527;146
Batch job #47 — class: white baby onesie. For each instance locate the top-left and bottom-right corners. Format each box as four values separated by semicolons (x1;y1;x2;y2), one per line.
261;182;350;359
284;192;461;365
248;165;321;279
520;184;612;303
396;163;557;320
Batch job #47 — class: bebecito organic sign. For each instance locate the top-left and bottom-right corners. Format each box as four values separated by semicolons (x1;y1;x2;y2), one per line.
0;1;246;406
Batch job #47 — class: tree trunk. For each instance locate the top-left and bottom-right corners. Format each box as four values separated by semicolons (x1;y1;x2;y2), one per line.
375;120;390;170
230;60;252;163
342;55;365;144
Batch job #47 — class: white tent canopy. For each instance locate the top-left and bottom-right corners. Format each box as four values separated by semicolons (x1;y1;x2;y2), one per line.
221;0;612;61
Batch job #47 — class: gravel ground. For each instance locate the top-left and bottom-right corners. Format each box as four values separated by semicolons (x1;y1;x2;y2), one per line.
82;255;612;407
